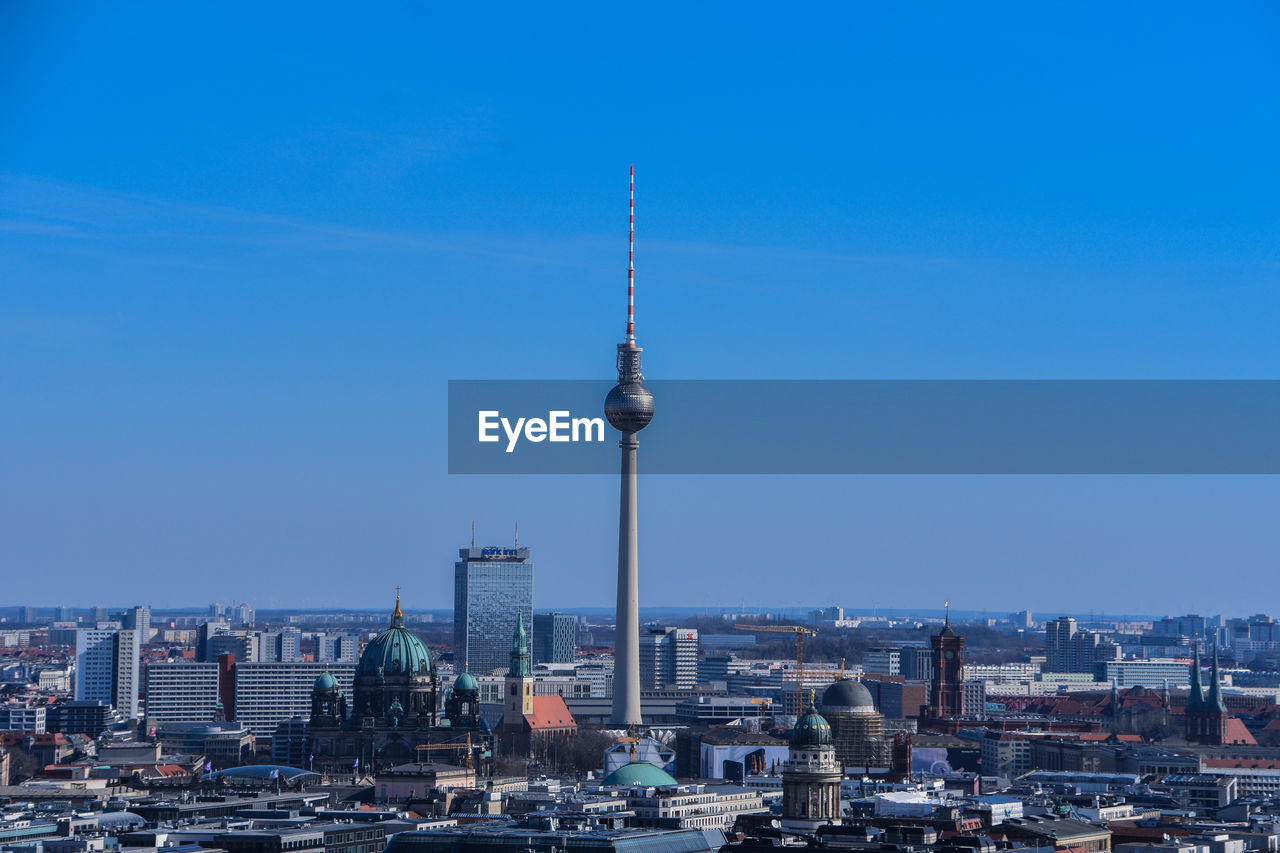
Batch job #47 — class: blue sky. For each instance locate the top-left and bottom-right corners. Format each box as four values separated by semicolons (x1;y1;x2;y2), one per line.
2;3;1278;613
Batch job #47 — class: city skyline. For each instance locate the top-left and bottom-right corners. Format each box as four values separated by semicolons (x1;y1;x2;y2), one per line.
0;602;1262;627
8;8;1280;850
4;4;1278;612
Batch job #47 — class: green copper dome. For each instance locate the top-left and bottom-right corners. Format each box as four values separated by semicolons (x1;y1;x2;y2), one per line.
601;761;677;787
791;704;833;748
454;672;478;691
314;670;338;690
357;593;435;677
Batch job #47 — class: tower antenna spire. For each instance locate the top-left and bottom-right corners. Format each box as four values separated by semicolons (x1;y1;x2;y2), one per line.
626;164;636;346
514;520;519;548
471;520;475;548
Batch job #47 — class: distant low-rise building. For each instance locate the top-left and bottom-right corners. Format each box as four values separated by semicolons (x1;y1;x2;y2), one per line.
675;696;773;726
385;822;725;853
999;815;1112;853
155;721;254;767
863;647;901;677
623;782;767;830
0;703;47;733
980;730;1059;779
47;700;120;737
214;823;387;853
1098;658;1193;689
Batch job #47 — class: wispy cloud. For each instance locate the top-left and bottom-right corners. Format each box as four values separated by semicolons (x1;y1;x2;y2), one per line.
0;172;980;280
0;217;93;238
0;172;588;266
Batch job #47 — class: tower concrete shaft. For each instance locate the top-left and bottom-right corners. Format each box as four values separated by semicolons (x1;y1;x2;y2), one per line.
612;432;641;726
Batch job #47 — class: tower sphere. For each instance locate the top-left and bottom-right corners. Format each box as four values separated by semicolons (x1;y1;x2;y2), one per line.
605;381;654;433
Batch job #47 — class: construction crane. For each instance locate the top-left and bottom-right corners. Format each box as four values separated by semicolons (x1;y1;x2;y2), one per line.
611;733;646;764
734;623;818;715
413;733;475;768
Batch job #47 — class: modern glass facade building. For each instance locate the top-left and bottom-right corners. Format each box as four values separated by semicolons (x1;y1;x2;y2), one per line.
454;546;533;677
532;612;577;664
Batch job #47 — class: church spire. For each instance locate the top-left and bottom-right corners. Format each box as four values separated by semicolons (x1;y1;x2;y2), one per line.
391;586;404;628
1206;641;1227;712
1187;649;1205;712
508;612;531;677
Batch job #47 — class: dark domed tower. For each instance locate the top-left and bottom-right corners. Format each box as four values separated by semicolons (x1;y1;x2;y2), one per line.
310;669;346;728
782;704;842;834
446;672;480;729
352;592;439;727
606;166;655;728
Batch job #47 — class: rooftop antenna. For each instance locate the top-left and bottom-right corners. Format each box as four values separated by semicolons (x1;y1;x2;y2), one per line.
471;521;475;548
626;164;636;346
514;520;519;548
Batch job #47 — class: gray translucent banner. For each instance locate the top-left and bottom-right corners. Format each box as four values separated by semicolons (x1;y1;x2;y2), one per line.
447;380;1280;474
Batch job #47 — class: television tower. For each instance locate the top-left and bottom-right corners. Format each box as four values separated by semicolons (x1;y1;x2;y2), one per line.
605;165;654;727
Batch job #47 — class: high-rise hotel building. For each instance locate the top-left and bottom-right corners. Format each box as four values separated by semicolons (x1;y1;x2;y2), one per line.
453;546;533;677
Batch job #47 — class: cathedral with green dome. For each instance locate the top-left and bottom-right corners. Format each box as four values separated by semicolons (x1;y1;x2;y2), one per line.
307;591;488;773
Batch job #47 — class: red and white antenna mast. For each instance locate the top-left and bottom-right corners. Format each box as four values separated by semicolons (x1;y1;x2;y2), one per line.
626;164;636;347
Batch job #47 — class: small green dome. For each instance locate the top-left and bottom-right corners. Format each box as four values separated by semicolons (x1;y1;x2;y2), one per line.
601;761;677;788
454;672;478;691
314;670;338;690
791;704;833;748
